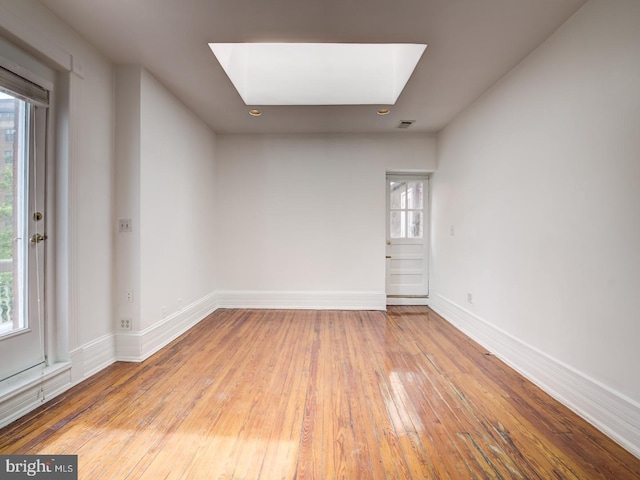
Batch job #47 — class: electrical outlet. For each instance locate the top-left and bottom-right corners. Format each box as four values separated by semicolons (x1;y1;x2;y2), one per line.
119;318;132;331
467;293;473;304
126;290;133;303
118;218;132;233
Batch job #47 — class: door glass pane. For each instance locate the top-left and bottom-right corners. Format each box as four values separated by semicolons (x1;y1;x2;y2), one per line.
407;211;423;238
390;182;405;209
406;181;423;209
390;211;405;238
0;93;27;337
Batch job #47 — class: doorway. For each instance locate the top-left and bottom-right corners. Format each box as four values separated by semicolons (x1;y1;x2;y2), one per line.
385;174;429;305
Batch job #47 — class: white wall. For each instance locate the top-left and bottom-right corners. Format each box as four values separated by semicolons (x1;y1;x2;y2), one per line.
431;0;640;454
114;66;218;360
139;69;217;330
216;133;436;307
71;46;114;349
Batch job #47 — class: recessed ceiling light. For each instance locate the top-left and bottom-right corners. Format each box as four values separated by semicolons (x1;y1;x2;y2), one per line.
249;109;262;116
209;43;427;106
377;109;390;115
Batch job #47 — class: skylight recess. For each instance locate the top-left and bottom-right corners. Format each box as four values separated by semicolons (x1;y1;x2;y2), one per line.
208;43;426;106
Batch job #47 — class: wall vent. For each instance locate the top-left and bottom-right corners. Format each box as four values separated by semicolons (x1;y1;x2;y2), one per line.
396;120;415;129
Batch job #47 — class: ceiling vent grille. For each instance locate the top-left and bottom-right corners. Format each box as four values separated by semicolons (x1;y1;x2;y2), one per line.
396;120;415;129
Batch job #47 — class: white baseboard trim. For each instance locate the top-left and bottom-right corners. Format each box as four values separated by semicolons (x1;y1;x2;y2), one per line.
216;290;386;311
430;293;640;459
116;291;218;362
69;333;117;385
0;362;72;429
0;331;118;429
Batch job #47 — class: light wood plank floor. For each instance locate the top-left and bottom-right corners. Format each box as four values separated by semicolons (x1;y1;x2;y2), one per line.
1;307;639;479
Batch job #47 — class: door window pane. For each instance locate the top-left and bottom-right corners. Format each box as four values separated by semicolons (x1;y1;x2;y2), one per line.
0;93;27;337
390;182;405;209
407;211;423;238
406;181;423;209
390;211;405;238
389;179;425;239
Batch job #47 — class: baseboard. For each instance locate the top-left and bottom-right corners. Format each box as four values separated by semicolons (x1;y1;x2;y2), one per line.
430;293;640;459
0;362;72;429
69;333;117;385
116;291;218;362
0;331;118;429
216;290;386;310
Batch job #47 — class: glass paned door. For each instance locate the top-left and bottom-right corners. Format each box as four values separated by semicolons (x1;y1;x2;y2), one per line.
386;175;429;300
0;91;47;382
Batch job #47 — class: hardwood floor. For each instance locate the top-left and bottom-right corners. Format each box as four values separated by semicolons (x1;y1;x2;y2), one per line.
1;307;638;479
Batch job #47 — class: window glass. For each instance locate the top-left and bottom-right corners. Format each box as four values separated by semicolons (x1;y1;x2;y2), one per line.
406;181;423;209
0;93;27;337
390;211;405;238
407;211;423;238
389;179;424;239
390;182;405;209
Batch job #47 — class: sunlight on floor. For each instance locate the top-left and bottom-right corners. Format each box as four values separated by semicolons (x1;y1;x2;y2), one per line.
386;371;425;434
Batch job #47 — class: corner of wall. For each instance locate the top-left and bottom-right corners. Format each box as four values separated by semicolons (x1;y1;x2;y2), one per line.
116;291;218;362
114;64;142;337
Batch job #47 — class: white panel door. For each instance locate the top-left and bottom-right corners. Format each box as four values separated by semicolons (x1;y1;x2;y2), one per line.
385;175;429;299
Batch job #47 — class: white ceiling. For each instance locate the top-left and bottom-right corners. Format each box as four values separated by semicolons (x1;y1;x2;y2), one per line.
39;0;587;135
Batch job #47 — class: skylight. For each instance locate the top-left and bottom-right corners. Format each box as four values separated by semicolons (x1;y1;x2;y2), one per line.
208;43;426;106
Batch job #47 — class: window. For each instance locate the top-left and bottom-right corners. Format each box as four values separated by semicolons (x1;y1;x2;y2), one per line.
389;180;424;239
0;95;26;336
